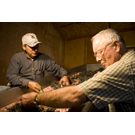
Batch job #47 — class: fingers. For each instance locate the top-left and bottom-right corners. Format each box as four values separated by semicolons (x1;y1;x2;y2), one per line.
93;71;101;77
59;76;70;86
43;86;52;92
21;92;37;108
30;86;40;93
62;81;66;85
33;89;40;93
59;80;69;86
34;83;41;92
28;81;41;92
59;79;62;84
66;81;70;85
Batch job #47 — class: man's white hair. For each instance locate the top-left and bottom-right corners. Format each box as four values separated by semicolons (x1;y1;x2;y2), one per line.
91;28;126;49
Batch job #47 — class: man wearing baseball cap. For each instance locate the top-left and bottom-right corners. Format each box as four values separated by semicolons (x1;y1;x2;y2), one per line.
6;33;70;92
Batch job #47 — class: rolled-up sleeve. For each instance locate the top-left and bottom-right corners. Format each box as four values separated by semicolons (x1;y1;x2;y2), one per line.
44;55;67;78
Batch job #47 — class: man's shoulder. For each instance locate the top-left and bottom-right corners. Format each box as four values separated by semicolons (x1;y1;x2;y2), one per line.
11;52;25;61
13;52;24;57
121;50;135;62
37;52;51;59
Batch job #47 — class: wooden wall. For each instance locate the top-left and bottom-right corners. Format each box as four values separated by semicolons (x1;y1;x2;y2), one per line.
64;29;135;70
64;37;96;70
1;22;135;85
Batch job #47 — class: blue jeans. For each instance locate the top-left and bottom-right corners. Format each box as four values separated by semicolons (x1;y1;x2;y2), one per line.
0;86;10;92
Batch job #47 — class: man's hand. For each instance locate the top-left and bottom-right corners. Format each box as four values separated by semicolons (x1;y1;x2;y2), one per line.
59;76;70;85
21;92;37;108
43;86;53;92
28;81;41;92
93;71;101;77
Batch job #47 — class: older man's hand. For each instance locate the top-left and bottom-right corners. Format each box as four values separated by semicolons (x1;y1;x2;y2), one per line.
21;92;37;108
93;71;101;77
59;76;70;85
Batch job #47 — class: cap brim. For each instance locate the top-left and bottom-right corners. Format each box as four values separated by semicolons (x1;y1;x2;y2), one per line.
27;41;42;47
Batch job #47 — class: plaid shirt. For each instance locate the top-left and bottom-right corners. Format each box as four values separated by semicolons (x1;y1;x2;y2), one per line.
78;50;135;111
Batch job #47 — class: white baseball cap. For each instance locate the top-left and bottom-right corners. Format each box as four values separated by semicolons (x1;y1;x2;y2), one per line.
22;33;42;47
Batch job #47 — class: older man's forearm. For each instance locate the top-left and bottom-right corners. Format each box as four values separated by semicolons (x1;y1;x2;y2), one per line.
37;85;87;108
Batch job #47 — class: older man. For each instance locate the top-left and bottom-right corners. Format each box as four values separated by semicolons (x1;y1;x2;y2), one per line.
22;29;135;111
6;33;70;92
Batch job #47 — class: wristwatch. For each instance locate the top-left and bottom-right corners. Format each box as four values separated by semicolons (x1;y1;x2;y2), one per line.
34;93;39;105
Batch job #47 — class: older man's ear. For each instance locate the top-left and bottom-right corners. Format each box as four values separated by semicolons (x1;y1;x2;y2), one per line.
113;40;120;53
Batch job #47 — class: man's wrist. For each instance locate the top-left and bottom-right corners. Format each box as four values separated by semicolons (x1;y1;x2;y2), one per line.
34;93;39;105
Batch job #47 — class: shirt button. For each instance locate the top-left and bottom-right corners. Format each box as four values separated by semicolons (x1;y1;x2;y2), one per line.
32;68;34;70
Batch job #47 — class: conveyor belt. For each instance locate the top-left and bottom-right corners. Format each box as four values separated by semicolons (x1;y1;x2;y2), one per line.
0;63;103;111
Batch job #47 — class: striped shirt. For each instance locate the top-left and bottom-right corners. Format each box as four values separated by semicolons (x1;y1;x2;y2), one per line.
78;50;135;111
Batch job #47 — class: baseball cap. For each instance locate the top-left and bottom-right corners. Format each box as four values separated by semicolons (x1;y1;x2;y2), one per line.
22;33;42;47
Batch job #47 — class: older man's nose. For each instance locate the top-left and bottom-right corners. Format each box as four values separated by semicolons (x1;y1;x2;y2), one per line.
96;56;101;62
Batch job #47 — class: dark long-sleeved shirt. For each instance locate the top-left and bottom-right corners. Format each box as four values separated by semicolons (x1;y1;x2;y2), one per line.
6;51;67;87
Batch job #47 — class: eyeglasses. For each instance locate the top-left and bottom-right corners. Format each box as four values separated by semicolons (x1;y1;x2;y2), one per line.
94;42;113;58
